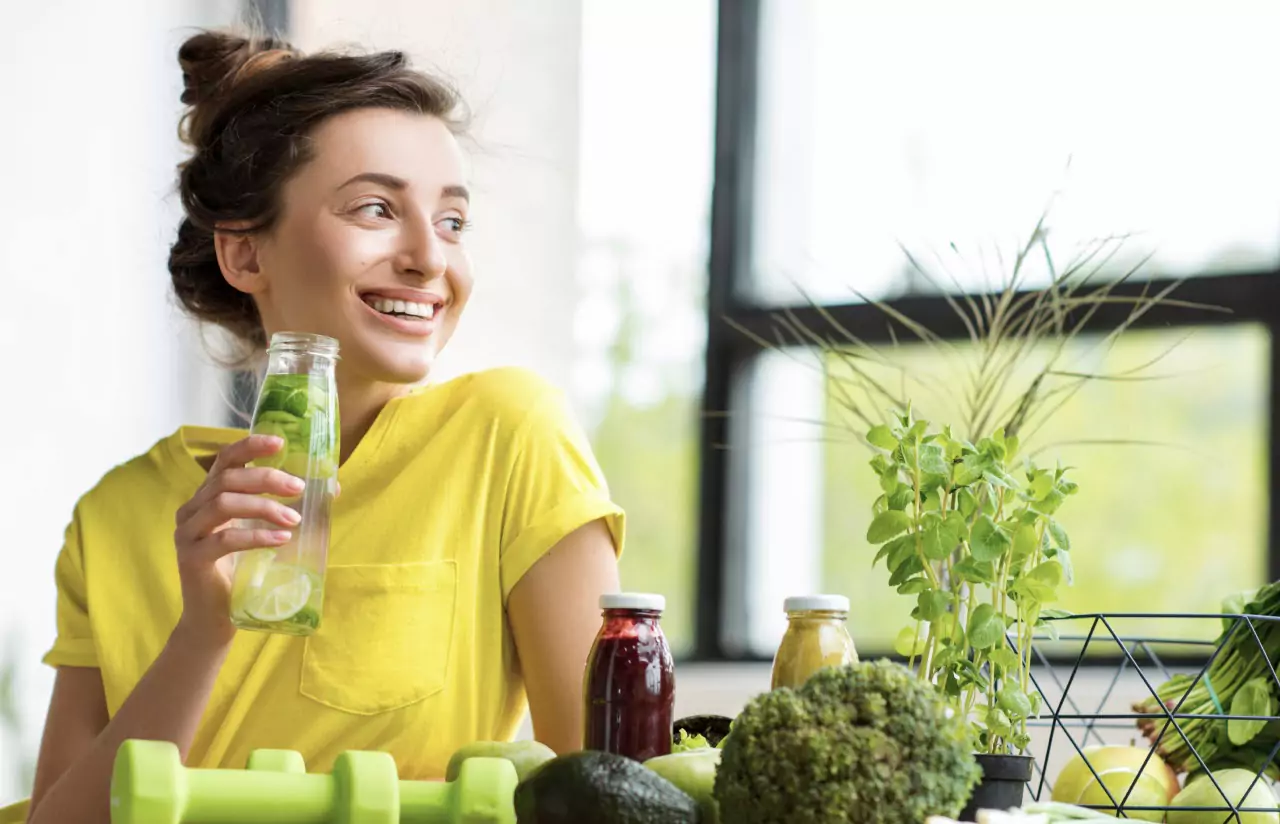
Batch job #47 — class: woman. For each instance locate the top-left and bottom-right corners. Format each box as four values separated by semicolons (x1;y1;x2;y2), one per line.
16;29;624;824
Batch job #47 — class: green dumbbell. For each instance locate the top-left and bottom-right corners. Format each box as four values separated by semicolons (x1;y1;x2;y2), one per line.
110;739;518;824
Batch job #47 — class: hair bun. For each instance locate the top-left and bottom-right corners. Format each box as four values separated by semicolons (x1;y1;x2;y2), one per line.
178;30;297;146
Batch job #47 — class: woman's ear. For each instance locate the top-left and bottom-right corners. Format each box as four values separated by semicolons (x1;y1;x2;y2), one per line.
213;225;267;295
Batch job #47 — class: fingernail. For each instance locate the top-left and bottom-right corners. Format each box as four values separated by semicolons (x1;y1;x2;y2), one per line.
285;475;305;492
282;508;302;525
270;530;292;542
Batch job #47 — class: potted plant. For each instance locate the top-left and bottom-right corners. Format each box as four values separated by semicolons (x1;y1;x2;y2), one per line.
732;203;1220;819
863;406;1074;816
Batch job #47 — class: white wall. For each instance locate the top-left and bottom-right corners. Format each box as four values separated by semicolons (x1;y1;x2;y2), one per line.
292;0;584;391
0;0;261;803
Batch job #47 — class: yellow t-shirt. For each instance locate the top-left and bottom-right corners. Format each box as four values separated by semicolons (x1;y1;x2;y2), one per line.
40;367;624;778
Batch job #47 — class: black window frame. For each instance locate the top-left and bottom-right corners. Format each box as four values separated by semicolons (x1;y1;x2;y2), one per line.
694;0;1280;663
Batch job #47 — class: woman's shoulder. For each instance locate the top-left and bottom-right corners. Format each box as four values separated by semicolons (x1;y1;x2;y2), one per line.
72;427;206;518
413;366;576;430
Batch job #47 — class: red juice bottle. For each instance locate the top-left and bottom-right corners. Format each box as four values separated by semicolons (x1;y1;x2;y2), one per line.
582;593;675;761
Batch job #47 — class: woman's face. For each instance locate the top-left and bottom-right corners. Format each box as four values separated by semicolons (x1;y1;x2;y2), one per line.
229;107;474;385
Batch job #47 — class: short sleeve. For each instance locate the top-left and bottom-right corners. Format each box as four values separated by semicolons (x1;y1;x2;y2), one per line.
499;384;625;601
42;508;98;669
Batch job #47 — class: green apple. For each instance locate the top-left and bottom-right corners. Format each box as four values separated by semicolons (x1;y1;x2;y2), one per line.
1168;768;1279;824
1053;745;1179;810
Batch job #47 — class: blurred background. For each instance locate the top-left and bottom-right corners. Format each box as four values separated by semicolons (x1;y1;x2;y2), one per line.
2;0;1280;804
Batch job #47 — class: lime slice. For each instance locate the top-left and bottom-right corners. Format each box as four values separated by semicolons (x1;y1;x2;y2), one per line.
241;564;314;623
283;389;310;417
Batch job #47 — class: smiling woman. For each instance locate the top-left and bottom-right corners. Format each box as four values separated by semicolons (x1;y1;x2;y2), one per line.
14;27;623;824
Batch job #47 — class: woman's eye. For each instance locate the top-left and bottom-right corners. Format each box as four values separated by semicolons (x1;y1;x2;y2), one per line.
439;216;469;237
356;202;391;219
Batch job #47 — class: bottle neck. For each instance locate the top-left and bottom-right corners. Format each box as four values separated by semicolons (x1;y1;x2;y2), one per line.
265;349;338;377
786;610;848;624
264;332;340;377
603;608;663;622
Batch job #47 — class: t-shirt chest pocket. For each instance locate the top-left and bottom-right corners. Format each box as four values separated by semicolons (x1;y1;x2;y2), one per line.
299;560;458;715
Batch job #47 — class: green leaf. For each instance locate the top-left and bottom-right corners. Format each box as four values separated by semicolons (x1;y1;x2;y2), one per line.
1058;479;1079;495
954;453;990;486
967;603;1006;649
943;511;969;543
1229;677;1274;746
1012;524;1038;561
932;610;958;643
1047;519;1070;551
970;515;1012;562
887;486;914;511
887;536;918;573
1040;608;1073;619
872;534;909;568
867;424;899;451
1012;560;1064;603
907;419;929;442
867;510;912;544
983;468;1018;490
1027;471;1054;502
922;523;958;561
896;578;930;595
985;707;1012;735
1035;620;1060;641
1004;434;1020;461
894;624;929;657
989;648;1021;673
1051;548;1075;585
998;685;1034;720
915;589;953;622
953;558;996;584
889;555;924;587
919;442;950;476
956;487;979;518
1034;487;1067;515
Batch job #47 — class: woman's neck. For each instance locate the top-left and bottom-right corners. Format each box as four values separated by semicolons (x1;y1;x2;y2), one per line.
334;375;413;464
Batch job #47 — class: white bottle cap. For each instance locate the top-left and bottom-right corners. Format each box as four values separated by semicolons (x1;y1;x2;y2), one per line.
600;593;666;612
784;595;850;613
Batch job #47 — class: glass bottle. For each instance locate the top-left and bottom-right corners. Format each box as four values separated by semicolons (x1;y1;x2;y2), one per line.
771;594;858;690
229;332;340;636
582;593;676;761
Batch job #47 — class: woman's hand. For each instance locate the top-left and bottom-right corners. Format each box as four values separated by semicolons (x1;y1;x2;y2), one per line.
171;434;305;645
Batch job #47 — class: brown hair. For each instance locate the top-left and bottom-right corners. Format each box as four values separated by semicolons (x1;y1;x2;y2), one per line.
168;30;466;351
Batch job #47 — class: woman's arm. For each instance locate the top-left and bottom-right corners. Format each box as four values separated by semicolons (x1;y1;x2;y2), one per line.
27;629;232;824
29;434;301;824
507;518;621;754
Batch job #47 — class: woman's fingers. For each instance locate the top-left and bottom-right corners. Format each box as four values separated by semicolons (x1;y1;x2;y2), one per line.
176;492;300;544
187;527;294;566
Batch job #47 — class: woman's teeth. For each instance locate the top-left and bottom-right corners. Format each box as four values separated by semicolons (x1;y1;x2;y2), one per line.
367;297;435;319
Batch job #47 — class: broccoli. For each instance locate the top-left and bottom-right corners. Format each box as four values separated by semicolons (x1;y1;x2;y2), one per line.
714;659;982;824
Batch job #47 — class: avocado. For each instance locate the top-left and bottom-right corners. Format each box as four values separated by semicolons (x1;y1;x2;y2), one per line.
672;714;734;748
446;740;557;784
514;750;700;824
645;748;720;824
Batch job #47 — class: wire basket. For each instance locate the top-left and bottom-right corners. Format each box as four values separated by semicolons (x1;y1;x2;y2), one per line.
1024;612;1280;820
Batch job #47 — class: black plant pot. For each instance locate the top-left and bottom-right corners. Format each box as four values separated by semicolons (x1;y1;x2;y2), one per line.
958;753;1035;821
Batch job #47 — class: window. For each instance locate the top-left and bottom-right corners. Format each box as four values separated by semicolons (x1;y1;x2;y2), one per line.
749;0;1280;306
575;0;717;655
697;0;1280;661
